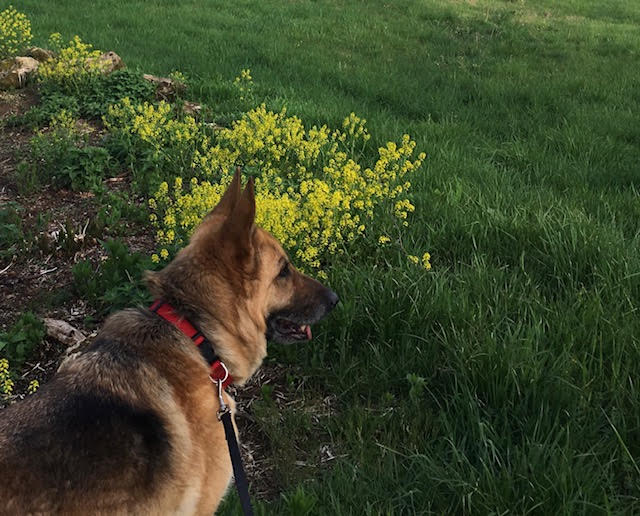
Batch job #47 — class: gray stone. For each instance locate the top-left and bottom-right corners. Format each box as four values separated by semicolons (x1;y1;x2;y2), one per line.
0;56;39;89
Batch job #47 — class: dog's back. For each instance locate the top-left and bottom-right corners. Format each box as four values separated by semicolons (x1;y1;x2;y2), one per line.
0;373;168;513
0;309;231;515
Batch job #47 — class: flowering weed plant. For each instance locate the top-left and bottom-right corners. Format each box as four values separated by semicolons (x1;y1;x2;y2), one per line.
104;98;205;190
144;104;425;270
38;33;104;91
0;6;32;59
0;358;14;397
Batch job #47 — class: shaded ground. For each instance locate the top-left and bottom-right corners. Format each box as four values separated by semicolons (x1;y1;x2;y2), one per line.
0;88;154;394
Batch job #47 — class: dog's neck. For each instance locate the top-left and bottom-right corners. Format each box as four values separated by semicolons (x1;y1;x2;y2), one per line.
146;272;267;386
196;310;267;385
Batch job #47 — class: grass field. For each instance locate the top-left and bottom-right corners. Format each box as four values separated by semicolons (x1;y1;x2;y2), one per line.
4;0;640;513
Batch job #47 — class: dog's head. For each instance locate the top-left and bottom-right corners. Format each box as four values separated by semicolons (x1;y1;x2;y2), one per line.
149;169;338;351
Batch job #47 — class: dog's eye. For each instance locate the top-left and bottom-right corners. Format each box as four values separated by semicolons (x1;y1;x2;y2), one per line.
278;263;290;279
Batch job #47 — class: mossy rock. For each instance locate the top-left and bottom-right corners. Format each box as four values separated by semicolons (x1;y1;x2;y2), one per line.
0;56;38;89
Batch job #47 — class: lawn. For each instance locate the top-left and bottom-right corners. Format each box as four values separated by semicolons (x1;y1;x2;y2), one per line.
2;0;640;513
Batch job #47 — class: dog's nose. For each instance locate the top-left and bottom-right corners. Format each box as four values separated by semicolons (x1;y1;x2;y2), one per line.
326;289;339;310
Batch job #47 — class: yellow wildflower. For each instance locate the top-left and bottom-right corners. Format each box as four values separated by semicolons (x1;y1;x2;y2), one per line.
0;6;32;59
27;379;39;394
0;358;14;396
422;252;432;270
132;102;427;270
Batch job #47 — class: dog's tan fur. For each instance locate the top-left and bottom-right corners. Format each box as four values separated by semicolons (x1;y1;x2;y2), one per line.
0;170;337;515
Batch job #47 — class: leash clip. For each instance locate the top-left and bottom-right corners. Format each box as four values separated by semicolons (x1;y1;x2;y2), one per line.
210;361;230;420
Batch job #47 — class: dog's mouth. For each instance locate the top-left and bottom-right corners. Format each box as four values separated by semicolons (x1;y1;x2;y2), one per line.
266;316;313;343
266;288;338;345
267;316;312;342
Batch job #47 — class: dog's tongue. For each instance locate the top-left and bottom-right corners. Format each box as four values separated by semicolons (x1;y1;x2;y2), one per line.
304;325;312;340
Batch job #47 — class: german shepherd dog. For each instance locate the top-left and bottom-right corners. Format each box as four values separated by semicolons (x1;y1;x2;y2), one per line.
0;170;339;514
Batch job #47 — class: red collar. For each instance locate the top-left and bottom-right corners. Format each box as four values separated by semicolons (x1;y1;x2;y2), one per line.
149;300;233;388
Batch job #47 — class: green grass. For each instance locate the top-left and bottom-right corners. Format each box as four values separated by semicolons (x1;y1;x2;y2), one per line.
6;0;640;513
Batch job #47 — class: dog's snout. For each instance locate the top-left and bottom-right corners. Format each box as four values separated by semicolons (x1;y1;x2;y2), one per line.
326;289;339;310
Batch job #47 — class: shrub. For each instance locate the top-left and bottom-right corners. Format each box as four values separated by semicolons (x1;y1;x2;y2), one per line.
0;312;45;368
15;90;81;128
29;110;113;191
74;68;155;118
148;105;425;270
0;6;32;59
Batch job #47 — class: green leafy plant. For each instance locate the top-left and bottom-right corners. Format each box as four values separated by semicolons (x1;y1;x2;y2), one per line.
0;202;25;258
0;312;45;368
93;191;149;232
406;372;426;405
71;68;155;119
14;160;42;195
15;69;154;129
28;110;113;191
14;91;80;129
0;203;51;257
72;239;153;314
281;486;317;515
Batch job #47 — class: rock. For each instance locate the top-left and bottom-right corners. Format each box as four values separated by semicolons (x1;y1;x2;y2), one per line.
87;51;125;74
182;100;202;116
143;73;186;101
26;47;55;62
43;318;86;349
0;56;39;89
43;318;89;368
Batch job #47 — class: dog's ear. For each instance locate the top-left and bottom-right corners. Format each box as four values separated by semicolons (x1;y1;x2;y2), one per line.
209;167;242;218
221;176;256;259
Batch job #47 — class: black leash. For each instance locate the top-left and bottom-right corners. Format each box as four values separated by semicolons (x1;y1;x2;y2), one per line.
150;301;254;515
220;410;254;516
214;365;254;516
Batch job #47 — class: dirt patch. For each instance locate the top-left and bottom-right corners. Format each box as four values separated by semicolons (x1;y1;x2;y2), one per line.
0;184;153;327
0;87;39;119
232;364;339;500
